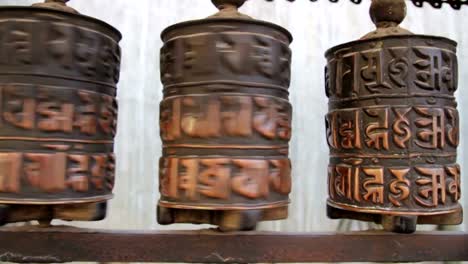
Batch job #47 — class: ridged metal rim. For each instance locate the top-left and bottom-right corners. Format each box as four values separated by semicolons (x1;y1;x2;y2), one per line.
0;6;122;41
0;194;114;205
327;200;462;216
325;34;457;57
159;200;290;210
161;17;293;43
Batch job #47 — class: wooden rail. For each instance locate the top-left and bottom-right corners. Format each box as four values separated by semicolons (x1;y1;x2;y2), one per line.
0;227;466;263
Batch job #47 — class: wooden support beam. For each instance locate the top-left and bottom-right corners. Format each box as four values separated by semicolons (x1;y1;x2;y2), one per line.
0;227;466;263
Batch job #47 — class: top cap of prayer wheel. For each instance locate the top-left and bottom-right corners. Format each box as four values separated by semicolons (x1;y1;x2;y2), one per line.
32;0;78;14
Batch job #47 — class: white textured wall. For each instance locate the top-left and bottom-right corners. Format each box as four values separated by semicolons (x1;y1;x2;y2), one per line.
3;0;468;233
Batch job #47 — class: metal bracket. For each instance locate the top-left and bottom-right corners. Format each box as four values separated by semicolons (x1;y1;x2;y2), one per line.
0;227;467;263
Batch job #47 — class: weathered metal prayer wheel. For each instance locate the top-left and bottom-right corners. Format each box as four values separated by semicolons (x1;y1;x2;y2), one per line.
0;0;121;225
325;0;462;233
158;0;293;230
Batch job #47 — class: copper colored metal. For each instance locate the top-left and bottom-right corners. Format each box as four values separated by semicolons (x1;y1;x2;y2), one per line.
158;0;293;231
0;0;121;225
325;0;462;233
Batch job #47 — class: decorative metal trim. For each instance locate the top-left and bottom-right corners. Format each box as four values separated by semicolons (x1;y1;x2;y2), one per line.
264;0;467;10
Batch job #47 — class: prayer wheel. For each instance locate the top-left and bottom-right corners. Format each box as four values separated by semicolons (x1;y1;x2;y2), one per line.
0;0;121;225
325;0;462;233
158;0;293;231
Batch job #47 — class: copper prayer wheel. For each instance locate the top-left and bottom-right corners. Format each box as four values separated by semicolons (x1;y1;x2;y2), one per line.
158;0;293;231
0;0;121;225
325;0;462;233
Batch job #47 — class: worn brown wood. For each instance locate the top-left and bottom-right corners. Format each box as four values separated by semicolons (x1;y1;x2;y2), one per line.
0;227;466;263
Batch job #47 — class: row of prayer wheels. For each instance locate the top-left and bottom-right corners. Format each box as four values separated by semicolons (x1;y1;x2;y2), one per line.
0;0;461;233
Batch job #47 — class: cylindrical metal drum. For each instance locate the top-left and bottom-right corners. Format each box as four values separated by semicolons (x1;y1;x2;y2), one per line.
0;0;121;225
158;0;293;230
325;0;462;233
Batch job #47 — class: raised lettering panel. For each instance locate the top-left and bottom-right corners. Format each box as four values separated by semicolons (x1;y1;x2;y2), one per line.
361;49;392;93
161;33;291;88
327;44;457;99
334;110;362;150
159;157;291;205
364;108;389;150
0;84;117;141
413;47;455;92
160;95;292;146
328;160;461;211
327;106;459;153
0;151;114;199
0;153;22;193
0;20;120;86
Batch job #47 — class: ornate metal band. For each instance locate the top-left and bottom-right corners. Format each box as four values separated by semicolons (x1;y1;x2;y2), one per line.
159;200;290;211
0;194;114;205
328;200;462;216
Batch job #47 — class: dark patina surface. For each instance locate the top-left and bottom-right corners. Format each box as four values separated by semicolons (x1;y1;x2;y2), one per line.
0;227;467;263
158;0;293;230
325;0;462;233
0;0;121;224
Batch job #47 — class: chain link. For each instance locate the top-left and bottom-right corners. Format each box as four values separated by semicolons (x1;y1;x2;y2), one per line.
263;0;467;10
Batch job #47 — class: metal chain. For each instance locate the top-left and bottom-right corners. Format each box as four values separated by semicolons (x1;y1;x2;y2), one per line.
411;0;467;9
263;0;468;10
